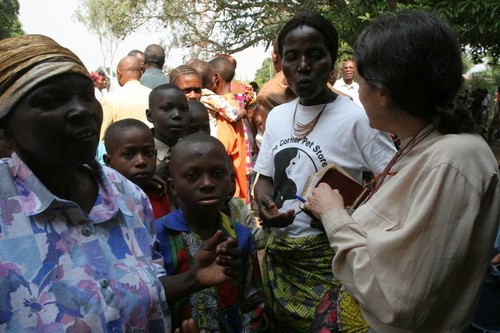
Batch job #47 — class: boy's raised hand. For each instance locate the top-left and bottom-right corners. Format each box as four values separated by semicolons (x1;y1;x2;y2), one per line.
195;230;243;286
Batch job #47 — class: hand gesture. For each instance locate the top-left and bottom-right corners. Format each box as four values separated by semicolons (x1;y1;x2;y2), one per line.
195;230;243;286
257;195;295;228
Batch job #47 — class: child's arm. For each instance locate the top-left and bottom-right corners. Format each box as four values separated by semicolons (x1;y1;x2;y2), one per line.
159;230;242;303
205;94;242;123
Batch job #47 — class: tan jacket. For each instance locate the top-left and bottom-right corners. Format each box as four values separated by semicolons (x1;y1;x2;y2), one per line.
322;127;500;332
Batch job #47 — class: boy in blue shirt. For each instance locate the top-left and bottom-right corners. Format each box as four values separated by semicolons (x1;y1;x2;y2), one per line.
156;132;266;332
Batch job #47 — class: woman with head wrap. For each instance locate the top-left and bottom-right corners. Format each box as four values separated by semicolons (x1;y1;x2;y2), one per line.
90;69;108;101
0;34;241;333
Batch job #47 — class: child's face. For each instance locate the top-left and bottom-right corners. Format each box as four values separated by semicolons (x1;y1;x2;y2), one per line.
147;88;189;146
176;74;203;101
169;141;230;215
105;127;156;189
187;111;210;135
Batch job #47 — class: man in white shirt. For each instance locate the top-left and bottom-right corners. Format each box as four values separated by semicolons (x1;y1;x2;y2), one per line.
333;59;362;107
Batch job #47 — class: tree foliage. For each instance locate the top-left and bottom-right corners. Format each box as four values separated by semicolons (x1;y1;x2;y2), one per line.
432;0;500;64
0;0;24;40
254;58;276;88
82;0;499;64
74;0;155;76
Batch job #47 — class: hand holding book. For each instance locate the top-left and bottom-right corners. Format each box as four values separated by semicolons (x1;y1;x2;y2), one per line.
304;184;346;220
300;163;368;217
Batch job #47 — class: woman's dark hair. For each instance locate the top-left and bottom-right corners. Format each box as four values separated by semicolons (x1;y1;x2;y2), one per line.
354;10;476;134
277;12;338;71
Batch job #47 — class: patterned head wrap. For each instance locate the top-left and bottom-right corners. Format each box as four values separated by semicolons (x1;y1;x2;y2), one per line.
90;70;106;82
0;34;90;119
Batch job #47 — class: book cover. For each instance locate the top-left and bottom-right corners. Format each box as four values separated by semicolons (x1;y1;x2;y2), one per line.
301;162;368;210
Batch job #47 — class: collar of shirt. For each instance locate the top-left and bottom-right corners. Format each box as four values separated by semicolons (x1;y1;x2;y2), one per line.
160;208;231;235
154;137;171;163
3;153;130;222
336;79;359;91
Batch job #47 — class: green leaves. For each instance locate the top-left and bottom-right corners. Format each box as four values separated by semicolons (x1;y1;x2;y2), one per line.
0;0;24;40
76;0;499;67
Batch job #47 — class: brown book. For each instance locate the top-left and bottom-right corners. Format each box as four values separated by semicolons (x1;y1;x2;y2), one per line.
301;162;368;213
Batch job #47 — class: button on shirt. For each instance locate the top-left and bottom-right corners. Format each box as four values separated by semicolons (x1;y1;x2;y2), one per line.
0;154;171;333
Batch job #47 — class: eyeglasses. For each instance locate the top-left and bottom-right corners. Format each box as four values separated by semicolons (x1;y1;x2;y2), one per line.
182;87;202;94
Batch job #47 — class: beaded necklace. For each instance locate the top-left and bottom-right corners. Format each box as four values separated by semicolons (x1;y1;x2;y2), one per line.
292;92;336;139
292;102;326;139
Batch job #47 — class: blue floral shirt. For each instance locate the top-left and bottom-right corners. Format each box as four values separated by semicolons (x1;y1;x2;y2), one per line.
0;154;170;332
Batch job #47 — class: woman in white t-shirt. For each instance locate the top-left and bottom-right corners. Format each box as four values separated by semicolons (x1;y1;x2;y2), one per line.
253;12;396;332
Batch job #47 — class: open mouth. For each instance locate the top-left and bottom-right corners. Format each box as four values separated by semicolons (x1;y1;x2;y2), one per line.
73;129;96;140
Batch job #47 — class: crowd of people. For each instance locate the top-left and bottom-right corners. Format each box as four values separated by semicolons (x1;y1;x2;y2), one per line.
462;87;500;142
0;8;499;333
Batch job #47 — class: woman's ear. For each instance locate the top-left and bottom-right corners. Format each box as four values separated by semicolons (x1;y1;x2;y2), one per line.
377;85;391;108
